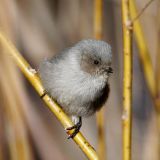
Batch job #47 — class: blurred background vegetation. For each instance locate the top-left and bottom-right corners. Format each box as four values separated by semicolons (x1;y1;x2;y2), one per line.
0;0;159;160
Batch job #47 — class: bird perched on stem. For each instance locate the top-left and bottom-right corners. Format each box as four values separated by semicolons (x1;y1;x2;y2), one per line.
39;39;113;138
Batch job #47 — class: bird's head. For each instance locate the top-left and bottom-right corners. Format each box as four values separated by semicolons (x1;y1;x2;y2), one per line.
74;39;113;80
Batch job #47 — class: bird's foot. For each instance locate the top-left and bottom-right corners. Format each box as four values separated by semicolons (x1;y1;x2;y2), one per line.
66;116;82;139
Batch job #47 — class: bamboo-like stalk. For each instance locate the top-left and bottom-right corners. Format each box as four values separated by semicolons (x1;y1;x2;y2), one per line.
94;0;106;159
94;0;102;39
155;1;160;108
96;111;106;160
0;55;33;160
0;31;99;160
122;0;133;160
130;0;160;159
130;0;156;99
155;6;160;157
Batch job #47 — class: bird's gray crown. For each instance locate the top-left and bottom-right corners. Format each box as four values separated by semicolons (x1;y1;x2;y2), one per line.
72;39;112;64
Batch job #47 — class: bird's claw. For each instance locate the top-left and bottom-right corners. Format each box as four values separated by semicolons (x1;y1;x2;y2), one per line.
66;118;82;139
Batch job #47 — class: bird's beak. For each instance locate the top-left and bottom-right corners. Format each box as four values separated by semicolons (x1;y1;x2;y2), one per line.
104;67;113;74
108;67;113;73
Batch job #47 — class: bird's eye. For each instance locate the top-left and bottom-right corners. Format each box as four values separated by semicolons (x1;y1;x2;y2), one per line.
94;60;99;65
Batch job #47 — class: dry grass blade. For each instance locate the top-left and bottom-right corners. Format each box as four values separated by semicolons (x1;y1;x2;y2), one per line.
0;31;99;160
122;0;133;160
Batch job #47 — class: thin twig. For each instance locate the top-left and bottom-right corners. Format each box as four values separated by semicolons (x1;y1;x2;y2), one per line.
132;0;155;23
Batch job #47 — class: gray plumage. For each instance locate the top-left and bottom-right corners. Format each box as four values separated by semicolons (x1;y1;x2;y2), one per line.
39;39;112;118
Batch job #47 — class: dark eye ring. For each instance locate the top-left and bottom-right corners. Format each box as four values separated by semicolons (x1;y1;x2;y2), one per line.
94;60;99;65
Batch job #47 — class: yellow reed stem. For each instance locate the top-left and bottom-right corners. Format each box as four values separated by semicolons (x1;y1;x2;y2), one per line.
0;31;99;160
155;2;160;158
130;0;156;99
122;0;133;160
96;111;106;160
94;0;106;159
94;0;102;39
0;54;33;160
0;143;2;160
130;1;160;158
130;0;160;158
155;1;160;111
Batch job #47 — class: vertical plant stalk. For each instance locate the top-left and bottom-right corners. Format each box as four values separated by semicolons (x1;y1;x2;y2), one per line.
130;0;160;158
122;0;133;160
94;0;106;159
155;1;160;109
155;8;160;157
0;53;33;160
130;0;156;98
0;31;99;160
94;0;102;39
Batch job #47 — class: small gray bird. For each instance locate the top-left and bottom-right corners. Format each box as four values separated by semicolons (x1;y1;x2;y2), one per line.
39;39;113;138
